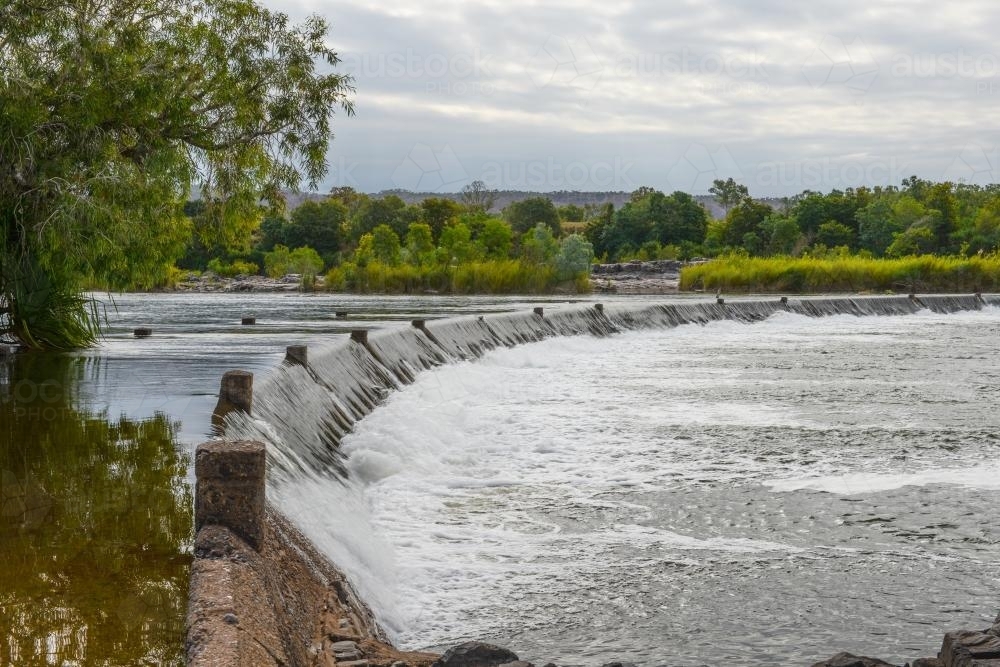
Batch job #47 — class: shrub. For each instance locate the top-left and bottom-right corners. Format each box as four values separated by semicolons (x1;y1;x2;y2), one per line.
206;258;259;277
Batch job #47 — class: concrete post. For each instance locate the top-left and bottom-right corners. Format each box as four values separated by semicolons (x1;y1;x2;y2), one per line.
780;296;788;305
335;311;348;319
533;307;544;317
716;297;725;305
285;345;307;367
350;329;368;344
133;327;153;338
212;371;253;431
411;319;426;330
195;440;266;551
241;317;256;326
594;303;604;313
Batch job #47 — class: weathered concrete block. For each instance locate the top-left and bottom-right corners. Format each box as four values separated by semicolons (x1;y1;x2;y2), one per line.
241;317;256;326
212;370;253;431
133;327;153;338
533;307;544;317
350;329;368;344
195;441;266;551
285;345;308;367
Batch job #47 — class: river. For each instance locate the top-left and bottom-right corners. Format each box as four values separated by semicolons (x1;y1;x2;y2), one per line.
2;294;998;665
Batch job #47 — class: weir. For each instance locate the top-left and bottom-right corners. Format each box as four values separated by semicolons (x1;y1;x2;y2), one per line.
220;294;994;479
190;294;999;667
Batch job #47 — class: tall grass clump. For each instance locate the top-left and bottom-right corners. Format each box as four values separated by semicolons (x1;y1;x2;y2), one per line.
680;254;1000;293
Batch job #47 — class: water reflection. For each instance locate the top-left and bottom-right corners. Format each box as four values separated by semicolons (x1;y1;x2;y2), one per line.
0;353;191;666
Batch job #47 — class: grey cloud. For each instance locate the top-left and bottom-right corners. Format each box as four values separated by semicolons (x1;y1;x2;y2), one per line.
285;0;1000;195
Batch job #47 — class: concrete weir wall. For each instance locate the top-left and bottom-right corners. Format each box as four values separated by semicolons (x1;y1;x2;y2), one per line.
188;295;998;667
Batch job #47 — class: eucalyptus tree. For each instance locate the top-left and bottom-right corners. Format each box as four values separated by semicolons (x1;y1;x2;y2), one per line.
0;0;354;348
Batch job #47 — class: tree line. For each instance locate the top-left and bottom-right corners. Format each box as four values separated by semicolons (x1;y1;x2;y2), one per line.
179;176;1000;288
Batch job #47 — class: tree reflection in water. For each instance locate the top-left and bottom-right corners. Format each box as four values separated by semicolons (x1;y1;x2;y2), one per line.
1;353;192;665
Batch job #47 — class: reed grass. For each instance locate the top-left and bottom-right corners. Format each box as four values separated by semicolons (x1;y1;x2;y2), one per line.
680;254;1000;293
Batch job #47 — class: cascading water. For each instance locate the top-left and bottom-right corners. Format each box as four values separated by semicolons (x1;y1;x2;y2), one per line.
222;295;1000;666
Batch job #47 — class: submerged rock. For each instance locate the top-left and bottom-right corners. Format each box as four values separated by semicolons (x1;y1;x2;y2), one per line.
940;629;1000;665
809;653;899;667
432;642;520;667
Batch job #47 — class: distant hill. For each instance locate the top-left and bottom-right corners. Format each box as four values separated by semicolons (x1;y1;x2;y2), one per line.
283;189;790;220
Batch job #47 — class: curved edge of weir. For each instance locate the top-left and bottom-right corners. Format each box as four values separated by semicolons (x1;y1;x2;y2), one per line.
194;293;997;667
221;293;997;480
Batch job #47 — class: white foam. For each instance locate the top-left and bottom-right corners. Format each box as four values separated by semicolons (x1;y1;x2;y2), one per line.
267;305;1000;651
764;464;1000;495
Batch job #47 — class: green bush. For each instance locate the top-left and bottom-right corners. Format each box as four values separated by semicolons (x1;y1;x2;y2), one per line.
263;245;323;278
324;259;578;295
206;258;259;277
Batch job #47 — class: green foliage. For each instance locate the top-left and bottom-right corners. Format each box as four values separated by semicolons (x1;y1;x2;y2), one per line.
856;198;900;256
0;0;354;348
405;223;436;266
760;214;802;255
815;221;856;249
2;260;102;350
709;178;750;213
555;234;595;280
420;198;463;240
370;225;402;265
263;245;323;277
476;219;514;260
504;197;561;235
349;195;418;241
557;204;586;222
680;253;1000;293
287;199;347;258
724;199;773;247
521;224;560;264
206;258;259;277
325;260;570;294
439;223;477;264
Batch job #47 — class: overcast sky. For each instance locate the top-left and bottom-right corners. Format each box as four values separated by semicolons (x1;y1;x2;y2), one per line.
275;0;1000;196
